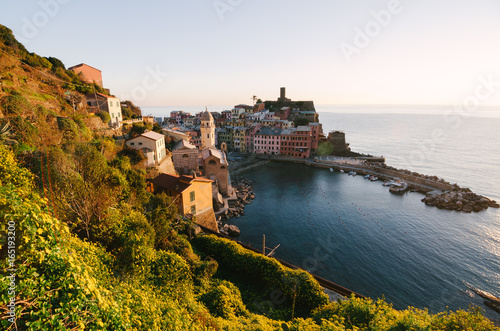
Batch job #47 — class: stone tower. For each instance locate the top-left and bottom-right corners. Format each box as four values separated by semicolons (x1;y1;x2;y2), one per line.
200;109;215;148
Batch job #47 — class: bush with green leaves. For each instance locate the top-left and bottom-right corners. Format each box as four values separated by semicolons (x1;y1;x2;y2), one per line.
200;280;249;319
95;110;111;124
193;234;329;315
0;92;32;116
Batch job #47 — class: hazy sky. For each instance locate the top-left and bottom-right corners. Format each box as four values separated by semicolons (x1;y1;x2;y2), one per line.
1;0;500;107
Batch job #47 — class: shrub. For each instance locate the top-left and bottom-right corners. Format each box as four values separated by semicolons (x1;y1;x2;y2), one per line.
96;111;111;124
149;250;193;297
200;280;249;318
0;93;32;116
193;235;329;314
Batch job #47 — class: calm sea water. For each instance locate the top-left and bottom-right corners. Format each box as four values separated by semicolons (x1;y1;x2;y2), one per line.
227;110;500;321
146;105;500;320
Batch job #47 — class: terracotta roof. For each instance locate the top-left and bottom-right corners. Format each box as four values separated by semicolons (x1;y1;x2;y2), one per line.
68;63;102;72
152;174;212;194
152;174;191;193
95;92;118;99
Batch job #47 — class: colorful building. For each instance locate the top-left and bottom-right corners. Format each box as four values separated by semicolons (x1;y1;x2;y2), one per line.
233;126;247;153
309;122;322;150
217;127;233;150
151;173;218;232
254;127;282;155
68;63;103;87
280;126;312;159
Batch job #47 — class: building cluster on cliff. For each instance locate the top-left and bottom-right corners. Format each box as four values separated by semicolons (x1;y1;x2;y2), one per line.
161;87;325;159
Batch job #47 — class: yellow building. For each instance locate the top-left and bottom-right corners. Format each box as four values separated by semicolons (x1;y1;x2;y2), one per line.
233;126;246;153
151;173;218;232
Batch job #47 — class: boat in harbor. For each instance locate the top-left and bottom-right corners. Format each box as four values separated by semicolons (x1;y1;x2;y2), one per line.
339;170;344;174
364;174;371;179
382;180;397;187
389;182;409;194
330;168;334;172
369;176;378;181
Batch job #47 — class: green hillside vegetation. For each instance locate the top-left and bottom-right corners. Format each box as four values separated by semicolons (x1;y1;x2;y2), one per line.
1;24;499;330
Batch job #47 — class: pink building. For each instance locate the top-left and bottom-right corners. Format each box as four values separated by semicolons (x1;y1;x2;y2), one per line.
280;126;312;159
308;122;322;150
254;127;281;155
68;63;103;87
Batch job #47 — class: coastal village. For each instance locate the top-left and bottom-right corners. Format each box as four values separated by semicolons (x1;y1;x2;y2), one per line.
68;63;499;235
2;23;500;328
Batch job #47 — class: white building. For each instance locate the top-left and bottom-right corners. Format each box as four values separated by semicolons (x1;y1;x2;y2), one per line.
86;92;122;128
125;131;167;167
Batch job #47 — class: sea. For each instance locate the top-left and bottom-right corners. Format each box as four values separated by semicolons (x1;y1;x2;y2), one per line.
144;105;500;322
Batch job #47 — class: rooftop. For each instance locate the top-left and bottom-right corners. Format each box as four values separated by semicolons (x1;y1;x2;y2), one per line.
174;139;197;150
256;127;282;136
68;63;102;72
296;126;312;132
201;147;227;165
152;174;213;194
141;131;166;141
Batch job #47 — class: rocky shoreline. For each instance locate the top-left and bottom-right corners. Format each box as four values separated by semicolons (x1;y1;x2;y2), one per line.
217;176;256;236
422;188;500;213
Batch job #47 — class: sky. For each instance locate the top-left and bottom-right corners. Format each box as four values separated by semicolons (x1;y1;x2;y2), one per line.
1;0;500;108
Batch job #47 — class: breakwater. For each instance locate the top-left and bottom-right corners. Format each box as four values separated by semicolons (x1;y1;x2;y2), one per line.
254;155;498;212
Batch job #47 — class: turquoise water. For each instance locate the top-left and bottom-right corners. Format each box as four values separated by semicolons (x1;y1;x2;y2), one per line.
229;112;500;321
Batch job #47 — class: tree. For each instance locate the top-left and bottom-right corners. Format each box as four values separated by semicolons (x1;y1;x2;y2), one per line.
48;145;123;239
293;118;310;127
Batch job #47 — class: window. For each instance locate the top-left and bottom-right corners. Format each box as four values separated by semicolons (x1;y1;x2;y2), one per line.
130;142;135;146
138;142;143;145
191;205;196;215
190;191;195;202
182;154;189;158
208;160;217;165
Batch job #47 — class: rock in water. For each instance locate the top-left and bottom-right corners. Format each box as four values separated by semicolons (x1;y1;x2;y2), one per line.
228;225;240;237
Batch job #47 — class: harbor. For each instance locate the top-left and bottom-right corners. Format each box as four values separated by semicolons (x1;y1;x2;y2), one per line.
249;154;499;213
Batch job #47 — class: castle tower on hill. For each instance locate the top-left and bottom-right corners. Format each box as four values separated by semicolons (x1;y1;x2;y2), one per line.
200;109;215;149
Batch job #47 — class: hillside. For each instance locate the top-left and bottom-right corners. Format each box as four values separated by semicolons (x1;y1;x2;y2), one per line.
1;24;499;330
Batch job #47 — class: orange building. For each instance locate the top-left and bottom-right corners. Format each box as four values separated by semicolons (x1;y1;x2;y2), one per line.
151;173;218;232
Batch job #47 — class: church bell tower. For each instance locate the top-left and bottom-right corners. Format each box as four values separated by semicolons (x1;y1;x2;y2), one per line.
200;108;215;149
